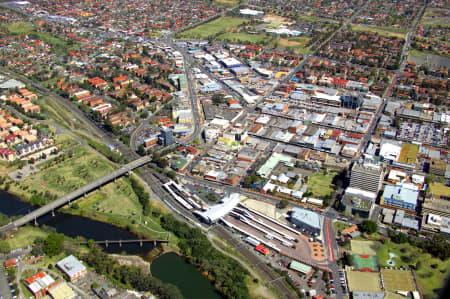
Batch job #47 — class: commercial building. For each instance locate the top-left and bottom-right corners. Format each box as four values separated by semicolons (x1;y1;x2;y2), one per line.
160;127;174;146
25;272;57;298
290;260;312;275
380;184;419;212
349;163;384;193
289;207;322;235
48;282;77;299
341;187;376;218
56;255;87;281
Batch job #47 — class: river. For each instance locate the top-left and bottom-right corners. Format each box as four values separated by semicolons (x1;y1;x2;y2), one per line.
0;191;223;298
151;252;222;299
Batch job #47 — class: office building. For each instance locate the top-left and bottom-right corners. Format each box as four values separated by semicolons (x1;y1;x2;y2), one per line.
349;163;384;193
380;183;419;212
160;128;174;146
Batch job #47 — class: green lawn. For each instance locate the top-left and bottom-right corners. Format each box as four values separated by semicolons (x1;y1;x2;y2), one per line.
269;36;312;54
10;146;116;199
214;0;239;6
6;22;34;34
350;24;407;39
218;32;271;44
332;221;353;235
177;16;247;39
6;226;49;249
53;134;80;153
5;22;72;51
307;171;337;198
377;240;450;297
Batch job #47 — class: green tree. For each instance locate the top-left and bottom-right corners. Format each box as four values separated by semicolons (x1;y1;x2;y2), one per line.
278;199;289;209
44;233;65;257
0;240;11;254
359;220;377;234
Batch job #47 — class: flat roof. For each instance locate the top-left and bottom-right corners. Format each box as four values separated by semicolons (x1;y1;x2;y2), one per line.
291;207;321;230
56;255;86;278
382;185;418;205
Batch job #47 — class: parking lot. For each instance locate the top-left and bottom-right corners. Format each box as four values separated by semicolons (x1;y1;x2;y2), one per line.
397;122;448;147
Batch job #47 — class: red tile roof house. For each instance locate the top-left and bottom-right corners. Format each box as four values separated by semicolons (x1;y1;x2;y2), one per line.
0;148;17;161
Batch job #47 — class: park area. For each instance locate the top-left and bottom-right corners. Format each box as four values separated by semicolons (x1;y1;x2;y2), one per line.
350;24;407;39
176;16;246;40
381;269;416;292
269;36;312;54
346;270;382;292
9;145;116;201
306;171;337;198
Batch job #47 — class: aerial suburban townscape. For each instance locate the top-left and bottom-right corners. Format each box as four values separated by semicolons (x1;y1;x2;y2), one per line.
0;0;448;299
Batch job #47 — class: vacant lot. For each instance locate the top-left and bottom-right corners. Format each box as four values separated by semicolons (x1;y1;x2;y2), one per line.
307;171;336;198
381;269;416;292
177;17;246;39
351;24;407;39
346;270;382;292
351;240;379;256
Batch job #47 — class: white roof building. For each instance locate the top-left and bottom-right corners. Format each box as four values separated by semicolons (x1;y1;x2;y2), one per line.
195;193;242;223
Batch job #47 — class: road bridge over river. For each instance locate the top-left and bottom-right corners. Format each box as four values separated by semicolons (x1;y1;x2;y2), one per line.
0;156;152;234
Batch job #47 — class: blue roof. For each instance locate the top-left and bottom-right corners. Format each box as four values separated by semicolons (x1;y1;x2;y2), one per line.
382;185;418;205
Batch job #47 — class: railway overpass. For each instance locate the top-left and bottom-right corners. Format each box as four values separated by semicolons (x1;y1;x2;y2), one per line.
0;156;152;234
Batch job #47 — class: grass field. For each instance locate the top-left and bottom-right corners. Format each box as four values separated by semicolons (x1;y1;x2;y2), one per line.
218;32;271;44
6;22;34;34
53;134;80;153
10;146;116;199
381;269;416;292
5;22;72;51
377;240;450;297
346;270;382;292
69;177;143;218
307;171;337;198
177;17;247;39
351;240;379;256
350;24;407;39
269;37;312;54
6;226;49;249
214;0;239;6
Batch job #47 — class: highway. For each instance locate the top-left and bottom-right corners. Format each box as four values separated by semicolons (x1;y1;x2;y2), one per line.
0;156;151;233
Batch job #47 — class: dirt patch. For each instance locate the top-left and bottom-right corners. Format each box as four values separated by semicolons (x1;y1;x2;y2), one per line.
263;14;293;25
111;254;150;274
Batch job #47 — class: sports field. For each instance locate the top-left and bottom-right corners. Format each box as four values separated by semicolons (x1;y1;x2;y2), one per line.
381;269;416;292
351;240;379;256
346;270;382;292
353;254;379;272
177;16;246;39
